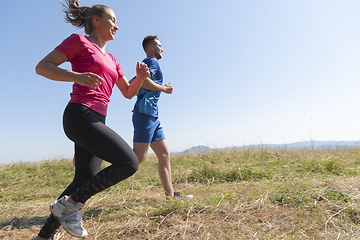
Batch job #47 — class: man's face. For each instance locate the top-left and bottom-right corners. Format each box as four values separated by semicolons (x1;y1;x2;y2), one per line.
153;39;164;60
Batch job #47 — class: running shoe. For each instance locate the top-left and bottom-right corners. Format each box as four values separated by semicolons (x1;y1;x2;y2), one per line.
174;191;193;200
50;196;88;238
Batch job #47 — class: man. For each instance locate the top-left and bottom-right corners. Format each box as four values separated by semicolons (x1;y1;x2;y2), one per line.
131;35;192;199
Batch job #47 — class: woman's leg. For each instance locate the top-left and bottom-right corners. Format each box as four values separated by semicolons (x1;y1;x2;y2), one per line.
68;122;138;203
38;145;103;239
62;145;104;196
62;103;138;203
38;103;138;238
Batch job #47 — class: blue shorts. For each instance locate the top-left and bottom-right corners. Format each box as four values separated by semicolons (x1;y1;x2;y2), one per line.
132;112;165;143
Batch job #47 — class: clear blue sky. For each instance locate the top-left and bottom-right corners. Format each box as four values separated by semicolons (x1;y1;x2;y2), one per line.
1;0;360;164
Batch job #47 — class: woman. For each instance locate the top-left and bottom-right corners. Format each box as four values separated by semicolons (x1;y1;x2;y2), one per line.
32;0;150;239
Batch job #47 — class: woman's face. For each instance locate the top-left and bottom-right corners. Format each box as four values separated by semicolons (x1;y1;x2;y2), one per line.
97;8;118;41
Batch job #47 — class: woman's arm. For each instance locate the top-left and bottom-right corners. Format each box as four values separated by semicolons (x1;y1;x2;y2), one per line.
35;50;103;89
116;62;150;99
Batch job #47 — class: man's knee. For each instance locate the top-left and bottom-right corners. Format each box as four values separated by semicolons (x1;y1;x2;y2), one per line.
133;142;150;164
138;155;146;164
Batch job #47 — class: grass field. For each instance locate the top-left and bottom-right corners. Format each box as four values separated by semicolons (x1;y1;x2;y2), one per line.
0;147;359;239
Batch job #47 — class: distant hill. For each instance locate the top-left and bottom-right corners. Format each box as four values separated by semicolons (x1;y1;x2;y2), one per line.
178;145;213;154
175;140;360;154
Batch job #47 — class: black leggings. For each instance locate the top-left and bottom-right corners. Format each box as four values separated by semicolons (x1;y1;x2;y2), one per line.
38;103;138;238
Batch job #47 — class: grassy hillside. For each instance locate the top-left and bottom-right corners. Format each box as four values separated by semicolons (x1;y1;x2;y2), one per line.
0;147;359;239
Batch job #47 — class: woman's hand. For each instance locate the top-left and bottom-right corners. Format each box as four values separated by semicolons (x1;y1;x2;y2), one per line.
74;72;104;89
35;50;103;88
135;62;151;80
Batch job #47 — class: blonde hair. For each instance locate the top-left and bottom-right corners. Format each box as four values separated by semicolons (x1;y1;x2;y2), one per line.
61;0;110;35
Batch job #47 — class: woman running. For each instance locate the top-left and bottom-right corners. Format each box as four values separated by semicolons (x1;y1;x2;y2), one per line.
31;0;150;239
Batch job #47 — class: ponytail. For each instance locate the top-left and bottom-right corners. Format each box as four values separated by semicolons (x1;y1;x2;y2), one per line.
61;0;110;35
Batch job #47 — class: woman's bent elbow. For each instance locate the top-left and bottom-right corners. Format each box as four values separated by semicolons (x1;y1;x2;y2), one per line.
124;94;135;100
35;63;43;76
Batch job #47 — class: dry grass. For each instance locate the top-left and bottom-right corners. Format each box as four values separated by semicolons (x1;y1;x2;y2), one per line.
0;147;360;239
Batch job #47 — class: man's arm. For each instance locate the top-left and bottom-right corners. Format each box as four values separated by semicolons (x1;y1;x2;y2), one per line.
129;77;173;94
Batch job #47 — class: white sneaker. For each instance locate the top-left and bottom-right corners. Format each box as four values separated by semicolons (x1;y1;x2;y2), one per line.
50;196;88;238
174;191;193;200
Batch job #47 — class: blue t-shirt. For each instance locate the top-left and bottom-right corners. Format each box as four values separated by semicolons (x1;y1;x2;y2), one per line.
132;57;163;117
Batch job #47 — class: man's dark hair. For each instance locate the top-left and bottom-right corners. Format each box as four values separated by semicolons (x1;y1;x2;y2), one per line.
142;35;159;51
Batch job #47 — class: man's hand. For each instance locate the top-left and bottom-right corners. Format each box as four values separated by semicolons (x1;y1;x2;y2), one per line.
163;82;173;94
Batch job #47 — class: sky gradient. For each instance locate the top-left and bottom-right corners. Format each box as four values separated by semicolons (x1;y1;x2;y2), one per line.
1;0;360;164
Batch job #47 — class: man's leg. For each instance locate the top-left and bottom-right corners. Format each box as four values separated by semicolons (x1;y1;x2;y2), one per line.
150;139;174;197
133;142;151;163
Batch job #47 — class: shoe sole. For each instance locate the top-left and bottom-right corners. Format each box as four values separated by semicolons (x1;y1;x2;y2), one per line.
59;218;88;238
185;195;194;200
